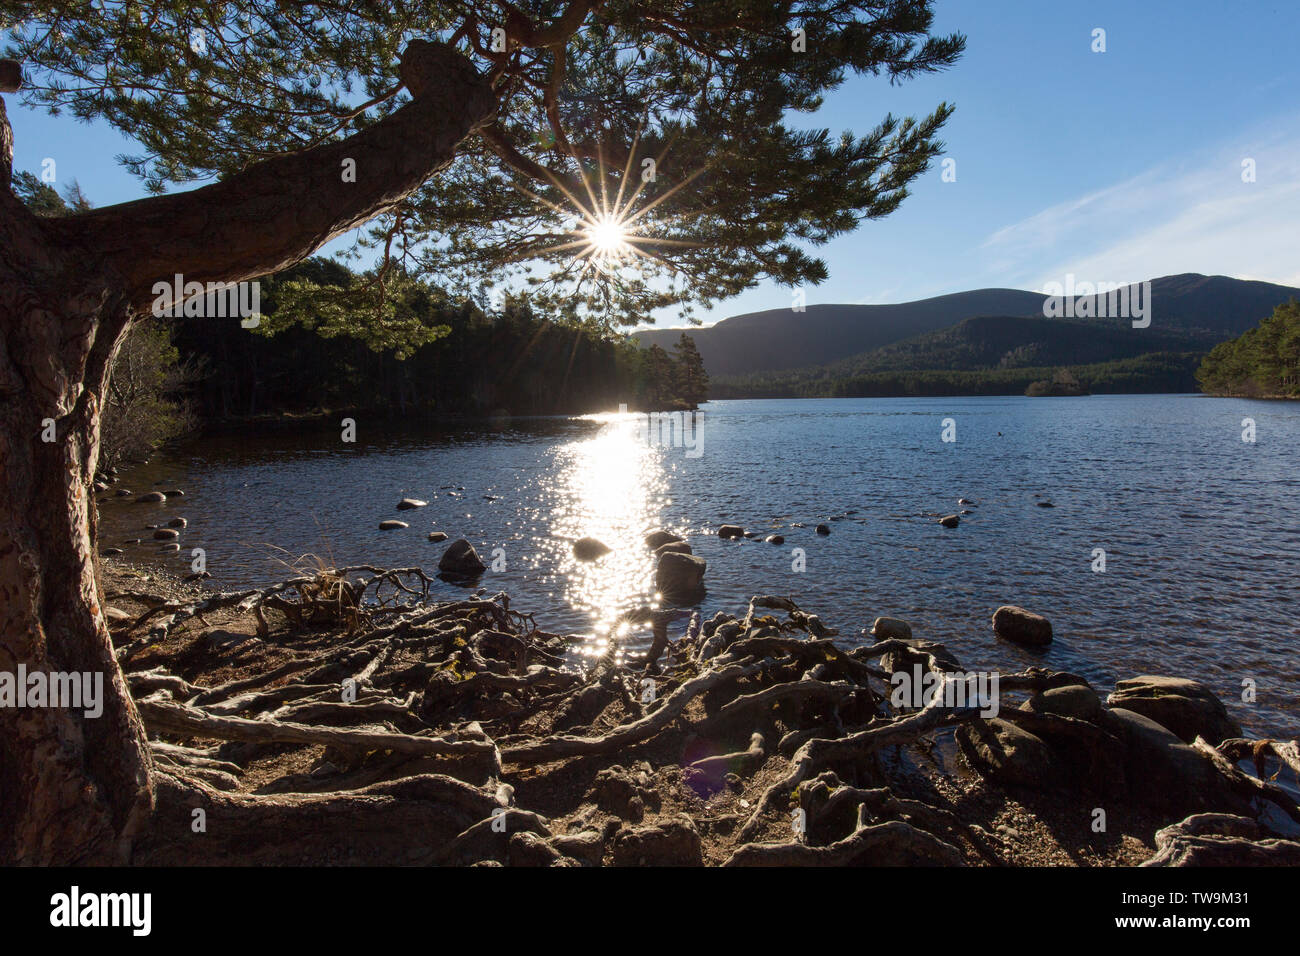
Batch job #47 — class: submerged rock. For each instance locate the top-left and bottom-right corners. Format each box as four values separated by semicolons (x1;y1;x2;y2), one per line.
439;538;486;576
101;548;124;556
1107;676;1242;745
152;528;180;540
573;537;612;561
378;520;409;531
167;517;187;529
992;605;1052;646
136;491;167;503
655;551;706;603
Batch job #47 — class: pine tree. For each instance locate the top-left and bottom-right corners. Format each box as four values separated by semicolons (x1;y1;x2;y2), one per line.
0;3;963;862
673;333;709;408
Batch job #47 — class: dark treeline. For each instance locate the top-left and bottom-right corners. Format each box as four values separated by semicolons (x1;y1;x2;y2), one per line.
710;352;1204;399
1196;300;1300;398
169;259;709;422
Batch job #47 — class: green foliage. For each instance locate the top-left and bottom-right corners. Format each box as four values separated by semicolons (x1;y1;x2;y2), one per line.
10;168;92;215
100;318;197;468
172;257;642;418
672;333;708;407
1196;300;1300;397
3;2;964;328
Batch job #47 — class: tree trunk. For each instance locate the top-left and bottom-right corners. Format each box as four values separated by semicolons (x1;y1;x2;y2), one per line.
0;185;153;864
0;41;495;863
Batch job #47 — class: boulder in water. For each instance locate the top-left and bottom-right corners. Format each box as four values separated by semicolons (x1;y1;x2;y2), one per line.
992;605;1052;646
396;498;427;510
939;514;960;528
815;524;830;535
573;537;612;561
1107;676;1242;745
136;491;166;503
152;528;180;540
644;530;685;549
654;540;692;557
427;531;449;543
870;617;913;642
655;551;706;603
717;524;745;540
439;538;486;576
378;520;409;530
765;534;784;545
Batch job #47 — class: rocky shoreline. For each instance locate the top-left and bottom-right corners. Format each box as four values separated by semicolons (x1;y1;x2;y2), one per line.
97;558;1300;867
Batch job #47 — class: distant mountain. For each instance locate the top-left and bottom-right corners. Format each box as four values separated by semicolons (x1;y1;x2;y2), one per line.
822;314;1207;378
635;288;1046;377
634;274;1300;379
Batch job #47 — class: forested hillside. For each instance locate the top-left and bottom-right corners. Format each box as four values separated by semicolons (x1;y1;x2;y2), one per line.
1197;300;1300;398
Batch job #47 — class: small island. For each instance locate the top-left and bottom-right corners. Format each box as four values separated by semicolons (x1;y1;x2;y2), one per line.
1025;368;1089;397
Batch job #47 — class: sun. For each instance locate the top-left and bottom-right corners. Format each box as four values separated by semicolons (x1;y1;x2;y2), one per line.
585;215;631;260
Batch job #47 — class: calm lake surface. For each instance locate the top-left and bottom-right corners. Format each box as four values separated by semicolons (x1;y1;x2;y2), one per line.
101;395;1300;737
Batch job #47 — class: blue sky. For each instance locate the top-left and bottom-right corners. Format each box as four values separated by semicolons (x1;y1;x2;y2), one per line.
7;0;1298;328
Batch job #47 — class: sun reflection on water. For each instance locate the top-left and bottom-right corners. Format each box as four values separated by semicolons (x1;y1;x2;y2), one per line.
543;411;670;660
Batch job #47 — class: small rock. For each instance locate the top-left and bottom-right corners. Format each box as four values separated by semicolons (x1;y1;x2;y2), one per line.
1022;684;1102;722
815;524;830;535
104;607;132;623
439;538;486;576
958;498;976;505
1037;500;1055;508
870;617;913;641
136;491;166;503
159;543;181;552
655;551;706;603
122;538;141;545
992;605;1052;646
645;530;685;549
654;540;692;557
167;517;187;529
100;548;124;556
378;520;409;530
163;489;185;497
939;514;960;528
765;534;784;545
184;571;212;582
396;498;427;510
573;537;612;561
717;524;745;539
152;528;179;540
114;488;133;498
427;531;449;542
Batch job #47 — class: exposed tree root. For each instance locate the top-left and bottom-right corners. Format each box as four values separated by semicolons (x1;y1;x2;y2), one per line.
113;572;1298;866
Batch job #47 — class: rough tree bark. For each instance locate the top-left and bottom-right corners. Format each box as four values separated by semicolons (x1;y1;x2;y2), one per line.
0;43;496;864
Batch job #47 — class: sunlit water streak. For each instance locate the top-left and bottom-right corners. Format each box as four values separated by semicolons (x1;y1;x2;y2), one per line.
100;395;1300;738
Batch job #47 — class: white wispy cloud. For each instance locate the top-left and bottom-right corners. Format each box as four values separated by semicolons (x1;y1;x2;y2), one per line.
981;116;1300;292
